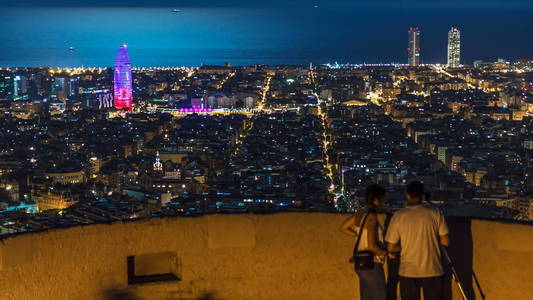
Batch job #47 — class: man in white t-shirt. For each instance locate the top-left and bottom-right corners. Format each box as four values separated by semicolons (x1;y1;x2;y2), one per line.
385;181;449;300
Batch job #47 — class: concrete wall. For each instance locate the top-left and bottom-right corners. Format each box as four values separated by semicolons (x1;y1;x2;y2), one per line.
0;213;531;300
470;220;533;299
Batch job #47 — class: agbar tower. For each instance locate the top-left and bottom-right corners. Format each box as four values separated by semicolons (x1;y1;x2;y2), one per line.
113;45;133;111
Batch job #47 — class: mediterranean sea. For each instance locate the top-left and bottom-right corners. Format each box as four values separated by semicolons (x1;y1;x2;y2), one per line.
0;4;531;67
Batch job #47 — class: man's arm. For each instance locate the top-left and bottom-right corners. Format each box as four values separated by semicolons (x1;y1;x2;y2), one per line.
387;242;401;252
385;213;401;258
439;234;450;247
437;210;450;247
386;242;401;259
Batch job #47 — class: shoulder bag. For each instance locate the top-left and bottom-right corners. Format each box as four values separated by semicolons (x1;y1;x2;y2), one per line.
349;210;375;270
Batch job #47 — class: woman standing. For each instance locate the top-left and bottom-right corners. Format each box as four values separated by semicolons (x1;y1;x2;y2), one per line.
341;184;388;300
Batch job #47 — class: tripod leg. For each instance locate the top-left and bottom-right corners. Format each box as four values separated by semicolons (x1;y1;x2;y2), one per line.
452;272;468;300
472;272;486;300
442;248;468;300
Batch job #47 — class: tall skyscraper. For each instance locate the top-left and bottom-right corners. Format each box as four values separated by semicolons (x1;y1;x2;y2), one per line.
408;27;421;66
114;45;133;111
447;27;461;68
13;74;27;99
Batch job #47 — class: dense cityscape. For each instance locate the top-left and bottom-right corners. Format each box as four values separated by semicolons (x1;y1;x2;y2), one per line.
0;27;532;236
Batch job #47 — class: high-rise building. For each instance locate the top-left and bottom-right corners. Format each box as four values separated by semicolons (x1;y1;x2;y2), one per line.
447;27;461;68
114;45;133;111
0;75;14;99
52;77;68;101
69;77;80;97
13;74;27;100
408;27;420;66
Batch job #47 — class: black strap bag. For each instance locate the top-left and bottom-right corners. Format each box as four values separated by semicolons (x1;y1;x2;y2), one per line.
349;210;375;270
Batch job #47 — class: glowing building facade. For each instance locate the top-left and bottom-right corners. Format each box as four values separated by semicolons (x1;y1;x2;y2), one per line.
408;27;420;66
447;27;461;68
114;45;133;111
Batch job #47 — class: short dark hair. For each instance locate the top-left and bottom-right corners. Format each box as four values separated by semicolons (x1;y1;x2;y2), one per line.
406;181;425;198
365;184;386;206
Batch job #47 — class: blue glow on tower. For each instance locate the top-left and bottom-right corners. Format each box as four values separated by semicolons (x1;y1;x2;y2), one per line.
114;44;132;111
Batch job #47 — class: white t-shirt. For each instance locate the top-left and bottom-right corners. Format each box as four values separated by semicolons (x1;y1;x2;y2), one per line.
385;204;449;278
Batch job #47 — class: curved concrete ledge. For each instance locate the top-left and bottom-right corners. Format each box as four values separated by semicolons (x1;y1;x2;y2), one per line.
0;213;532;300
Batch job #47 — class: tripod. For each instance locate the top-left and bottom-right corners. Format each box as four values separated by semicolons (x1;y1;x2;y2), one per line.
442;246;468;300
425;199;486;300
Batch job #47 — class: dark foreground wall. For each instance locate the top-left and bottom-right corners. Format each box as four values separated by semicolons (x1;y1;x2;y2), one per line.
0;213;531;300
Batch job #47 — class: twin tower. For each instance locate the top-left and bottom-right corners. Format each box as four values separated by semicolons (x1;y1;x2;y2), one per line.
408;27;461;67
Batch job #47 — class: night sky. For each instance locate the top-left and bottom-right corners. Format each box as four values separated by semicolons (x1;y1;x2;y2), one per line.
0;0;531;67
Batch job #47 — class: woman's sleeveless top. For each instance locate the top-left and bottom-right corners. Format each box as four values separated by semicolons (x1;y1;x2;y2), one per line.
354;210;385;263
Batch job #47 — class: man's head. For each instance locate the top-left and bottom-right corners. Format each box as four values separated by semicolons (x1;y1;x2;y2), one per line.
405;181;424;205
365;184;386;209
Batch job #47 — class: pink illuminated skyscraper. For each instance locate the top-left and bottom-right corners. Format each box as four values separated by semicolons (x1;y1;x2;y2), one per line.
114;45;133;111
